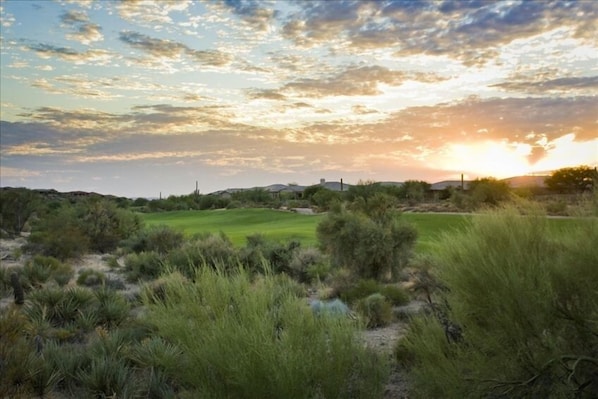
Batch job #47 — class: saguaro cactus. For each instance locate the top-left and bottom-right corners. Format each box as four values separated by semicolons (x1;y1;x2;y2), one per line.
10;272;24;305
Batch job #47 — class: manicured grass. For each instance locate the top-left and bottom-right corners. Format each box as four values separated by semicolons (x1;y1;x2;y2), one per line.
141;209;324;246
141;209;471;252
141;208;578;253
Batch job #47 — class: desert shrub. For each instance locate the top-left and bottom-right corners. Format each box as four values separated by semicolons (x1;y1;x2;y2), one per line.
78;198;143;253
52;262;74;287
28;205;90;260
399;207;598;398
0;187;41;236
93;287;130;327
239;234;299;274
21;255;65;289
78;355;136;398
123;225;184;255
468;177;511;207
124;251;165;282
356;293;394;328
288;246;329;283
317;205;417;281
143;267;389;398
129;337;184;397
76;268;107;287
379;284;410;306
0;309;33;397
27;286;95;329
545;199;568;215
166;233;238;277
339;278;380;304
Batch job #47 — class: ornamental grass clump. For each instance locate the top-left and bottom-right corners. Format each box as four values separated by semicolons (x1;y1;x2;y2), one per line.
143;265;389;399
398;206;598;398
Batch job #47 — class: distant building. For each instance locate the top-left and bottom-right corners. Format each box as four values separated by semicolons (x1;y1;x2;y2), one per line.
430;180;471;192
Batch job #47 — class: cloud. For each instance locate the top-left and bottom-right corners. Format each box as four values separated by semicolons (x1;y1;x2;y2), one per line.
119;31;232;66
218;0;277;32
282;65;446;98
60;10;103;45
0;166;41;178
28;43;112;64
282;1;598;65
246;89;287;101
117;0;192;27
492;76;598;94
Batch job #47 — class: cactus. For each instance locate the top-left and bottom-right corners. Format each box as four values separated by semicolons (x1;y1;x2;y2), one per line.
10;272;24;305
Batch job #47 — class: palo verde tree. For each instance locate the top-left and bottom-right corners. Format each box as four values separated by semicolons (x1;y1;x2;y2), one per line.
545;165;598;194
317;192;417;281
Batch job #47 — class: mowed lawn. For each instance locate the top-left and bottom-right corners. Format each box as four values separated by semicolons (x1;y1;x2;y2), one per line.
141;209;472;253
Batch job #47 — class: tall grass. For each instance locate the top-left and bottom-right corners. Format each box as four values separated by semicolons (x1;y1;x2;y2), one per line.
398;206;598;398
143;266;389;398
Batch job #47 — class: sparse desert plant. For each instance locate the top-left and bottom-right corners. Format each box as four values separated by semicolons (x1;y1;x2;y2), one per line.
52;262;74;287
399;207;598;398
76;268;107;287
357;293;394;328
143;266;389;398
379;284;410;306
129;337;183;397
339;278;380;304
0;309;33;397
26;351;62;397
78;355;136;398
317;205;417;281
288;246;329;283
124;251;165;281
93;287;130;327
123;225;184;255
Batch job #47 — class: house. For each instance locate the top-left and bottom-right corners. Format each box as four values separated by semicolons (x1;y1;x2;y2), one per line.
263;184;306;199
319;178;350;192
430;180;471;192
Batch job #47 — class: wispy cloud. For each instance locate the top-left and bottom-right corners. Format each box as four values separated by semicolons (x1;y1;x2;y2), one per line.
119;31;232;66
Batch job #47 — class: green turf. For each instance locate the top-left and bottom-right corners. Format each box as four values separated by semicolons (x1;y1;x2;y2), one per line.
141;209;472;252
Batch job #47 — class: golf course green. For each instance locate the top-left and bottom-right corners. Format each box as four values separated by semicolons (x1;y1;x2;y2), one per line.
141;208;471;252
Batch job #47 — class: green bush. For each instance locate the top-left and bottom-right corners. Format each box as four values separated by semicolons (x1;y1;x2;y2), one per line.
76;269;107;287
339;278;380;304
379;284;409;306
239;234;299;275
0;309;32;397
124;225;184;255
28;205;90;260
288;246;329;283
357;293;394;328
143;267;389;398
93;287;130;327
317;205;417;281
124;251;165;282
166;233;238;277
399;207;598;398
21;255;66;289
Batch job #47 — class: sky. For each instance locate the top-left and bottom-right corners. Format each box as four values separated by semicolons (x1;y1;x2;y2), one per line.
1;0;597;198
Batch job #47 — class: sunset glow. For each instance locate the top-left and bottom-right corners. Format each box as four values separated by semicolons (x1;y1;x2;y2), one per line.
1;1;597;197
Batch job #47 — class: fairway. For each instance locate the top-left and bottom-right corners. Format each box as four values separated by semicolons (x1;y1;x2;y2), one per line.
141;209;472;252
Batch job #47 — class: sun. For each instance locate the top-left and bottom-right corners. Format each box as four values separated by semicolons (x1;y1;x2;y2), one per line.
438;133;598;179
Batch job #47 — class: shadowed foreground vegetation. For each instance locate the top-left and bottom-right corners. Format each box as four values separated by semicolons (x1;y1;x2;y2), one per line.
1;183;596;398
397;207;598;398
